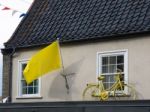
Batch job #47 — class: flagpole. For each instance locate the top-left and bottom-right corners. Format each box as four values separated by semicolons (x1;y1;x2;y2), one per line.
57;38;70;93
57;38;65;71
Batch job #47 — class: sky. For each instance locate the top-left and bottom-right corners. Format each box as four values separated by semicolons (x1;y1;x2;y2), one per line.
0;0;33;96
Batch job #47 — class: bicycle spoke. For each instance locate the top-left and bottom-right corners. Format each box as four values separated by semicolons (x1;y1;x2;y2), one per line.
82;85;100;101
123;84;136;100
112;84;136;100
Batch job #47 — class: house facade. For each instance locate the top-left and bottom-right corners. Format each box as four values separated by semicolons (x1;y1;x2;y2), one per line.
1;0;150;103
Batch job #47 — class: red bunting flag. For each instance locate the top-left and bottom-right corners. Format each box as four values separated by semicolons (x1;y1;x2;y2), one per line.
0;0;33;17
2;7;10;10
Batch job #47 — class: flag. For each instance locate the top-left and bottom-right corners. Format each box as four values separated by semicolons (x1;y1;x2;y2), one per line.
23;40;62;84
2;7;10;10
19;13;26;18
12;10;17;16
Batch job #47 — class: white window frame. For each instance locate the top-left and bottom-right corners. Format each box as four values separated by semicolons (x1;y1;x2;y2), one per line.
17;59;41;98
97;49;128;92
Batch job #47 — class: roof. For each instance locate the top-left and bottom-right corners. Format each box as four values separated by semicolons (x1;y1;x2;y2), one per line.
4;0;150;49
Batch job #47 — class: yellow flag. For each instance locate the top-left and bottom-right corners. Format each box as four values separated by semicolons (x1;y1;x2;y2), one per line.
23;40;62;84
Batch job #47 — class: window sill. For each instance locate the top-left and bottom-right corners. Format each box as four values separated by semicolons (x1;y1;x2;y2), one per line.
16;95;43;99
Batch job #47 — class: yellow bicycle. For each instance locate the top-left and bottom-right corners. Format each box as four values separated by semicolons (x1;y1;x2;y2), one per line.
83;70;136;101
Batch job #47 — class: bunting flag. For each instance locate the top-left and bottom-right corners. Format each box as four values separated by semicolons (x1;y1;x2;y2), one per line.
0;1;32;17
0;5;26;18
23;40;62;84
19;13;26;18
2;7;10;10
12;10;17;16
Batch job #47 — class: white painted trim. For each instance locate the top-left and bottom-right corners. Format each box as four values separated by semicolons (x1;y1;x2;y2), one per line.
96;49;128;86
16;95;42;99
17;59;41;98
97;49;128;55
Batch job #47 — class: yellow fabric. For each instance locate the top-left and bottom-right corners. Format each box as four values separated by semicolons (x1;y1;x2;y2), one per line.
23;40;62;84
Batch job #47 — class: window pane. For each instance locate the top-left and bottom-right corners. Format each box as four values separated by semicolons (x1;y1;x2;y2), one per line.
21;79;39;95
102;75;115;83
103;83;109;89
109;65;116;73
34;87;39;94
28;87;34;94
117;64;124;72
102;57;108;65
102;75;115;89
22;80;27;87
109;56;116;64
28;82;34;86
120;74;124;81
22;87;27;94
21;64;27;79
21;71;25;79
34;80;39;86
117;55;124;64
102;66;108;73
103;82;114;89
21;74;25;80
109;83;114;88
22;64;27;71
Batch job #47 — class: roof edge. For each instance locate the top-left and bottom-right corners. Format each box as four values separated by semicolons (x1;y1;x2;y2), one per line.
2;30;150;51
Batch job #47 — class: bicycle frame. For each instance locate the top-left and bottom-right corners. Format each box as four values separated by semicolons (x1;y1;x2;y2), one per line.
85;73;125;99
106;74;124;92
83;70;136;101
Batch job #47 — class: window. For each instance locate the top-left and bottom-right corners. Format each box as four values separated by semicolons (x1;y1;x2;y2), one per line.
18;60;40;97
97;50;128;89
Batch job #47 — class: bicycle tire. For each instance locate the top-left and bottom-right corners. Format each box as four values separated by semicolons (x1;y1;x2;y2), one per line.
82;85;100;101
113;84;136;100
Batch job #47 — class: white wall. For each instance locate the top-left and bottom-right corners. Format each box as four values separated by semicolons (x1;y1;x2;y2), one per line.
11;36;150;102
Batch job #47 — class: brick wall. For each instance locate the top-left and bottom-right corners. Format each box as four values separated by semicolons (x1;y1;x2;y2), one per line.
2;54;11;99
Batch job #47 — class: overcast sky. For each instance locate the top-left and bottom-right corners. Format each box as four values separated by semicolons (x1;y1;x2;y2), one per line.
0;0;33;96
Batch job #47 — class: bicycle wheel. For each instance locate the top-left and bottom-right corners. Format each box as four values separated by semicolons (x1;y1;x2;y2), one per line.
82;85;100;101
113;84;136;100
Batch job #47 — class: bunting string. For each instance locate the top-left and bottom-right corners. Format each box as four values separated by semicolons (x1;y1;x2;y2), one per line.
0;0;33;18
